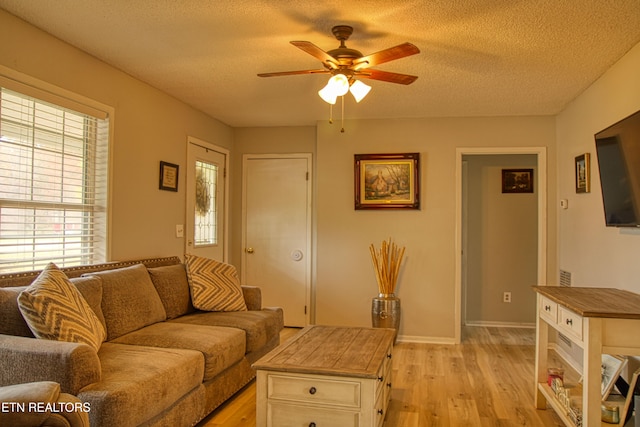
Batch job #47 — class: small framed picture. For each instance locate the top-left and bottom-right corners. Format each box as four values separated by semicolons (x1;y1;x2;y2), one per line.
601;354;627;399
575;153;590;193
354;153;420;210
502;169;534;193
159;161;179;192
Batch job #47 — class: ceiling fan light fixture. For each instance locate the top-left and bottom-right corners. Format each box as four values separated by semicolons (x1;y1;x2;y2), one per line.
318;74;350;104
349;80;371;103
318;85;338;104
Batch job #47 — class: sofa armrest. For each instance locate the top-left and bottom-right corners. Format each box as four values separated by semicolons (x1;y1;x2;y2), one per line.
241;286;262;311
0;335;101;395
0;381;90;427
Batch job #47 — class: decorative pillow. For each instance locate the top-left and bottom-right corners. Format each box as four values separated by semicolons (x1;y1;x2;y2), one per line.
17;263;106;352
184;255;247;312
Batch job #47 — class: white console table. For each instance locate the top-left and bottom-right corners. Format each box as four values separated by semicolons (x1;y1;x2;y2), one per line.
534;286;640;427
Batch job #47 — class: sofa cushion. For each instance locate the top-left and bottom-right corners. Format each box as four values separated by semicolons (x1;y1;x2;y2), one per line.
147;263;195;319
111;322;246;381
184;255;247;312
78;342;204;427
85;264;167;341
70;276;107;330
0;286;34;337
17;263;106;352
170;308;284;353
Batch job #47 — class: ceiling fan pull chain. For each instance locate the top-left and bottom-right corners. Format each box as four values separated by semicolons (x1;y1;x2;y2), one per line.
341;96;345;133
329;103;333;124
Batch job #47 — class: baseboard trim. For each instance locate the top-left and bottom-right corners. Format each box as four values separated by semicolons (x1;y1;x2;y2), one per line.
397;335;457;344
464;321;536;329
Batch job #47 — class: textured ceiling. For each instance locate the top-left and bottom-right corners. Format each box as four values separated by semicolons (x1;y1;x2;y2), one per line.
1;0;640;127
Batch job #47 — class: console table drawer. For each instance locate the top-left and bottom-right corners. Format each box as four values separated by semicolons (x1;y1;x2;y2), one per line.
558;306;582;339
539;296;557;323
267;402;360;427
268;374;361;408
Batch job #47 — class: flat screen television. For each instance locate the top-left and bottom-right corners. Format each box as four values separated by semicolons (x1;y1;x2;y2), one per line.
594;109;640;227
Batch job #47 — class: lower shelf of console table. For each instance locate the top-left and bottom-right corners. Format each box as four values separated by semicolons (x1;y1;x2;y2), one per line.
533;286;640;427
537;381;637;427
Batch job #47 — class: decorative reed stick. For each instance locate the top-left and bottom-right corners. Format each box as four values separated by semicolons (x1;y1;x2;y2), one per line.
369;238;405;295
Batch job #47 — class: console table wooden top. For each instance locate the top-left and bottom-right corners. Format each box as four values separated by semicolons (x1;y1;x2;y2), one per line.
533;285;640;319
253;325;395;379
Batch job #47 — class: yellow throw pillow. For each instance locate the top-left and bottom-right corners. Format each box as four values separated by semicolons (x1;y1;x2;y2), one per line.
185;255;247;312
18;263;106;352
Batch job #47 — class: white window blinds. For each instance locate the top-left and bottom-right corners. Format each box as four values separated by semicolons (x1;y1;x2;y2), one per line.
0;87;109;273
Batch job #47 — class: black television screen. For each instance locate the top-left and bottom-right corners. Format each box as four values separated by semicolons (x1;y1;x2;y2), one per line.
594;109;640;227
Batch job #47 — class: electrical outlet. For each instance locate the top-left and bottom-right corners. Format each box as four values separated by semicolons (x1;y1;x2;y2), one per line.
503;292;512;303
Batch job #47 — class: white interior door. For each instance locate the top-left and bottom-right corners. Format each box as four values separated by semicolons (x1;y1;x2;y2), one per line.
185;137;228;261
242;154;311;327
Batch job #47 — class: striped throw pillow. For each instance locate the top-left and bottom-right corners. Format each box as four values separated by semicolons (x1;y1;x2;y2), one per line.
18;263;106;352
185;255;247;312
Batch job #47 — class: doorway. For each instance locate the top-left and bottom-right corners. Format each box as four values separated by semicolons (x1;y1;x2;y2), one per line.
185;137;229;261
241;154;312;327
455;147;547;343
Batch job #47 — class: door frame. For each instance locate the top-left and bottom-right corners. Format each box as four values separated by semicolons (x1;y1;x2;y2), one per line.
455;147;547;343
185;136;230;261
241;153;313;325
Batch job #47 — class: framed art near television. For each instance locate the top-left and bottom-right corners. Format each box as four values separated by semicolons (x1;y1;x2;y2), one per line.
354;153;420;210
575;153;590;193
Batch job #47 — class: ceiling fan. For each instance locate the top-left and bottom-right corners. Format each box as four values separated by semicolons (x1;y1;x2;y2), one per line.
258;25;420;104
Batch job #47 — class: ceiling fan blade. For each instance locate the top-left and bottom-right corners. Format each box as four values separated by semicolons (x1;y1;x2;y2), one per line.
258;69;330;77
353;42;420;70
356;69;418;85
290;41;339;69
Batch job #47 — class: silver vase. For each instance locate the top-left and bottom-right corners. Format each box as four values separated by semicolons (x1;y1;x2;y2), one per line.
371;293;401;343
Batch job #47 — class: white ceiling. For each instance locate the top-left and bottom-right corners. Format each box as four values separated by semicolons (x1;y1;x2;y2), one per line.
2;1;640;128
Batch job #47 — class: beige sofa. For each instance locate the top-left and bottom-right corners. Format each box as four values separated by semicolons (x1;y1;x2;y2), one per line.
0;257;284;427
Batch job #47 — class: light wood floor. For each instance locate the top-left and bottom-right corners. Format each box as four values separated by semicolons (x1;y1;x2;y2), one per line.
198;326;565;427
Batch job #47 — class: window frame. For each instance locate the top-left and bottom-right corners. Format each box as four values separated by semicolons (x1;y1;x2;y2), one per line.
0;67;112;273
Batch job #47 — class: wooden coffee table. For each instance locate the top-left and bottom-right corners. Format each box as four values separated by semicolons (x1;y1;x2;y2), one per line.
253;325;395;427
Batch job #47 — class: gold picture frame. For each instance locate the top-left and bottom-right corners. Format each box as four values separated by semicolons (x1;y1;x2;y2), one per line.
575;153;590;193
354;153;420;210
159;161;179;192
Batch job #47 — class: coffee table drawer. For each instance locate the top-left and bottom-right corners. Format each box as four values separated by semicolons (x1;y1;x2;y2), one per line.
267;402;359;427
268;374;361;408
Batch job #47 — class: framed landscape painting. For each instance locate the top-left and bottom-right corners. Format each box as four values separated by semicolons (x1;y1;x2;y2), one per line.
354;153;420;210
501;168;534;193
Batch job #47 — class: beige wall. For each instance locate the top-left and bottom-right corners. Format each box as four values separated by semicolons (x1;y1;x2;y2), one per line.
2;4;639;346
464;154;538;325
556;42;640;294
555;41;640;372
315;117;556;341
0;10;233;261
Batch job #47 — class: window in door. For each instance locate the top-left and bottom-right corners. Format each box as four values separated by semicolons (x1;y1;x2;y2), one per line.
194;160;218;247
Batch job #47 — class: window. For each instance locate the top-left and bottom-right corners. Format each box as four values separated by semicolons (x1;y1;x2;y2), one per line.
0;87;109;273
194;159;218;246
